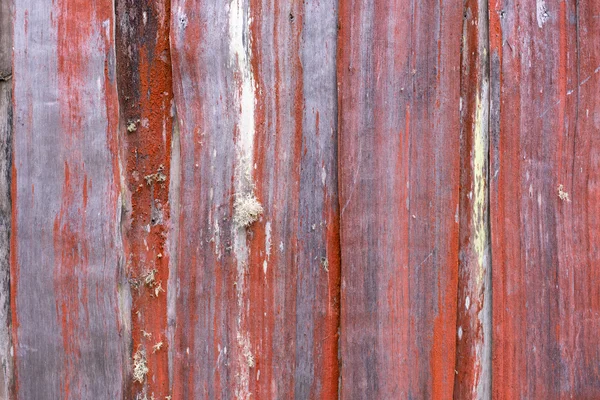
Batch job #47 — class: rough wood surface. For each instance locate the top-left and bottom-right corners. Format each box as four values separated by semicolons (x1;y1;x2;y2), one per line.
454;0;492;398
169;0;340;398
12;0;126;398
489;0;600;398
337;0;462;398
5;0;600;398
0;0;13;397
115;0;174;397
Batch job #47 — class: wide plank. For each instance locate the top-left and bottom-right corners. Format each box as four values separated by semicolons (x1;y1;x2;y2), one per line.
337;0;462;398
12;0;126;398
169;0;341;398
490;0;600;397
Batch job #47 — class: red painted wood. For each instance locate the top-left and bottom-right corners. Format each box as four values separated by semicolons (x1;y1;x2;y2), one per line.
337;0;462;398
12;0;127;398
490;0;600;397
454;0;492;398
115;0;174;398
169;0;340;398
7;0;600;397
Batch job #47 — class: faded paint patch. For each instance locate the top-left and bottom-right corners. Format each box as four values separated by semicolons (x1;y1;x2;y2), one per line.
536;1;549;28
228;0;256;397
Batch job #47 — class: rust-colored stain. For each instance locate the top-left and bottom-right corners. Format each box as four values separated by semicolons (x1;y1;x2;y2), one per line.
115;0;173;398
6;0;600;398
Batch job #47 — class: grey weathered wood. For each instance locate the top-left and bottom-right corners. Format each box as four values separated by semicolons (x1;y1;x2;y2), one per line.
169;0;341;397
0;0;13;397
12;0;128;398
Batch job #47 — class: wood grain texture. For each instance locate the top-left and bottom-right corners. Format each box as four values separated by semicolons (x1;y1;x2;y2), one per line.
0;0;14;397
169;0;340;398
115;0;174;397
489;0;600;397
12;0;127;398
6;0;600;397
337;0;462;398
454;0;492;398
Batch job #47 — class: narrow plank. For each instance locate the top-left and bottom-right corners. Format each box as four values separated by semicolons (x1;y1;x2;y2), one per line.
337;0;462;398
169;0;341;398
490;0;600;397
0;0;14;396
12;0;127;398
115;0;174;397
454;0;492;397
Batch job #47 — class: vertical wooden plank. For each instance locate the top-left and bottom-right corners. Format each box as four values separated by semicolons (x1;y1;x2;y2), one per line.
12;0;127;398
115;0;174;398
337;0;462;398
0;0;14;397
169;0;340;397
248;1;341;398
490;0;600;397
454;0;492;398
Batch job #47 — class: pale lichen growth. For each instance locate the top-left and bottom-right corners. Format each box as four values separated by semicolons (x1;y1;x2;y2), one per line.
144;165;167;185
245;349;255;368
154;281;165;297
320;257;329;272
237;332;255;368
143;269;157;286
558;184;571;202
141;329;152;339
127;120;139;133
133;349;149;383
233;193;263;228
152;341;163;353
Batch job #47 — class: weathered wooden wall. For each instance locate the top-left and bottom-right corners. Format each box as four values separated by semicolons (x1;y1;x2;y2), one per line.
1;0;600;399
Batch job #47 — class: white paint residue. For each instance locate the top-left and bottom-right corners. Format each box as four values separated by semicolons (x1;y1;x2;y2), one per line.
229;0;256;168
265;221;272;258
229;0;256;398
536;0;549;28
214;219;221;258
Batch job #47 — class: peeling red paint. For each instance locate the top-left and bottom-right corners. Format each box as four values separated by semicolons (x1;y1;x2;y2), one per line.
337;0;461;397
8;0;600;397
12;0;125;397
115;0;174;397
